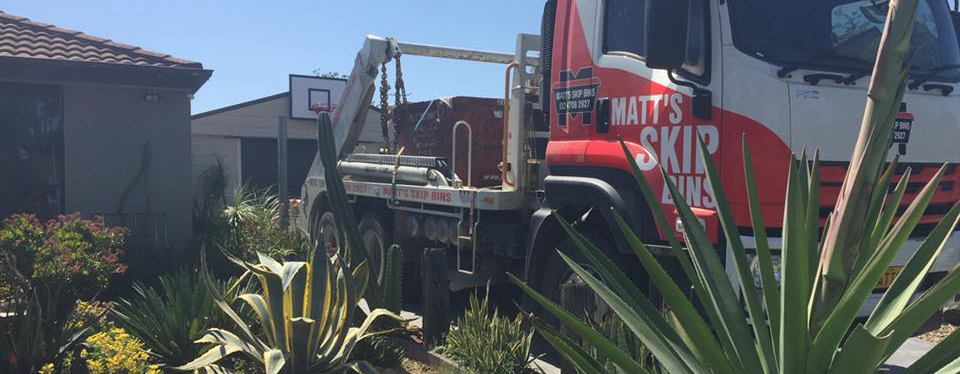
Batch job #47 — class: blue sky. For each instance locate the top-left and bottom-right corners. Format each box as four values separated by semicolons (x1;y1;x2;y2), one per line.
2;1;545;114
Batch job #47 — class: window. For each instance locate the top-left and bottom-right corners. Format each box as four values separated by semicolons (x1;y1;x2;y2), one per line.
604;0;646;58
831;0;947;70
682;0;709;79
0;83;64;219
728;0;960;80
604;0;709;80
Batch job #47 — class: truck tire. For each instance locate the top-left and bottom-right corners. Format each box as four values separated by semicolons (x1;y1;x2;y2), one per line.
358;211;391;284
317;211;340;257
533;234;615;323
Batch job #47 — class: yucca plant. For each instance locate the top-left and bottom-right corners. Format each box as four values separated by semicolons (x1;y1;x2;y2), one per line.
112;270;253;368
444;285;538;374
174;242;404;373
221;186;306;262
512;0;960;373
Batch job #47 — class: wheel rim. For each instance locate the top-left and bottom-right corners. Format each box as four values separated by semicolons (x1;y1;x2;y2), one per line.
560;263;611;323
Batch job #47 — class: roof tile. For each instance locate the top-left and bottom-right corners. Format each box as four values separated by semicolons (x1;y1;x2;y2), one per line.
0;10;204;69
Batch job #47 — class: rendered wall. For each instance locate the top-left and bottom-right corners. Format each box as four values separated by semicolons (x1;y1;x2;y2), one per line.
63;85;193;249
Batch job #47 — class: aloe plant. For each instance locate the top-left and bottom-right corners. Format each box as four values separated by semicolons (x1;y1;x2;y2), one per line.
175;242;404;373
512;0;960;373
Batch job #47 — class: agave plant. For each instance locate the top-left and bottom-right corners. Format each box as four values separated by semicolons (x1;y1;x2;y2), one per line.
513;0;960;373
175;243;404;374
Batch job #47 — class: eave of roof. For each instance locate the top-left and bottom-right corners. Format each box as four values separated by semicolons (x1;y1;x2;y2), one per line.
192;92;289;119
0;11;212;91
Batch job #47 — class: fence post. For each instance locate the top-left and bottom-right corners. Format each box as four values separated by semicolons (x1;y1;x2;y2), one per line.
278;115;289;230
421;247;450;346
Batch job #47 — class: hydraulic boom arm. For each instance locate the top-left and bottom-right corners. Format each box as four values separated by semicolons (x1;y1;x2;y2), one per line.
329;35;398;158
327;35;519;157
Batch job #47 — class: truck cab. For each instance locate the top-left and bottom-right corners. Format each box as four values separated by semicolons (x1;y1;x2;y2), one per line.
534;0;960;309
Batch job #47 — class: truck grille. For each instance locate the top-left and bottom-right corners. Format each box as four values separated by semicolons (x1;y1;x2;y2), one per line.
818;162;960;236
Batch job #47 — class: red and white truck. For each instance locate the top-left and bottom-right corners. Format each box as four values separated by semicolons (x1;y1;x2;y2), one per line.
301;0;960;314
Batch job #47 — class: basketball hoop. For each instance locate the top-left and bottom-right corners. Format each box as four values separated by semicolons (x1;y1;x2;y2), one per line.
311;103;337;115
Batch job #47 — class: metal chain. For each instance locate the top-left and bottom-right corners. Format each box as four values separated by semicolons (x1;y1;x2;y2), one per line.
392;52;408;153
394;52;408;104
378;62;391;151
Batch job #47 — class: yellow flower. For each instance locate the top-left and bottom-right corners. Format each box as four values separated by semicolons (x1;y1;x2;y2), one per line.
82;327;157;374
38;363;55;374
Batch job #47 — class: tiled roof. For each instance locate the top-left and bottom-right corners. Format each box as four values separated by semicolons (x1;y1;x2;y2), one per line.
0;11;203;69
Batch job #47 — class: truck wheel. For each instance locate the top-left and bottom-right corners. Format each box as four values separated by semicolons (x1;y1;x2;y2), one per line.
317;212;340;257
534;234;614;323
358;211;391;284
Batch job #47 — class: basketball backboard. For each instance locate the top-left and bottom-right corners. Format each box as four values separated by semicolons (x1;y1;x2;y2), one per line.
289;74;346;120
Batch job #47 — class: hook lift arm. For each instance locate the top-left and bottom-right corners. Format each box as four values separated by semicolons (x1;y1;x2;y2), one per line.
328;35;517;158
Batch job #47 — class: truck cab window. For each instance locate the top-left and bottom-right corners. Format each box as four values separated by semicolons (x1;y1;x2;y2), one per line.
831;0;944;69
728;0;960;81
603;0;646;58
681;0;709;80
603;0;709;80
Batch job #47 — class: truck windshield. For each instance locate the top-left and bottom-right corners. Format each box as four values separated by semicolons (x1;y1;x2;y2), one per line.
728;0;960;80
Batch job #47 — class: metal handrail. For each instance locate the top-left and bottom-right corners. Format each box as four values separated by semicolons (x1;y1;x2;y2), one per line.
452;120;473;187
500;62;519;187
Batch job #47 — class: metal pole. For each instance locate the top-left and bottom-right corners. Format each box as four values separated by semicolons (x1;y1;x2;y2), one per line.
278;115;289;230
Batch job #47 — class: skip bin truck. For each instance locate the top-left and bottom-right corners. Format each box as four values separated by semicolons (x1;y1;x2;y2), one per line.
300;0;960;315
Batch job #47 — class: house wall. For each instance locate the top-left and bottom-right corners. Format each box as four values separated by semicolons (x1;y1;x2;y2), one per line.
191;135;240;203
63;84;193;249
190;94;383;205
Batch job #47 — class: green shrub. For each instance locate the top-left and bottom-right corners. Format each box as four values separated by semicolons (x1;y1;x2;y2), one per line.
348;335;405;369
444;287;537;374
220;187;306;261
0;213;127;374
0;213;126;300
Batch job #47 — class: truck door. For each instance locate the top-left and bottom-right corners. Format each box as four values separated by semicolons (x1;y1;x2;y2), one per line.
590;0;723;240
545;0;723;242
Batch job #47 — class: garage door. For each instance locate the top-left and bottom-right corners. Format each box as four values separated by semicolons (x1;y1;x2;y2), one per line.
240;138;317;197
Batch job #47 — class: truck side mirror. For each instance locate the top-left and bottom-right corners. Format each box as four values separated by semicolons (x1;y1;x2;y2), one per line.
644;0;689;70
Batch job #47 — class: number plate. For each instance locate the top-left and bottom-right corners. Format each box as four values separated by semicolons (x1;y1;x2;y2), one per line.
875;266;904;291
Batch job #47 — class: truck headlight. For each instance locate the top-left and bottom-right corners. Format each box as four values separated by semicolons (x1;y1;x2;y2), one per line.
748;253;782;289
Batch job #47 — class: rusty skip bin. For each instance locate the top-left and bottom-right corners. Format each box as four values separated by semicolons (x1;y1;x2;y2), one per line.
394;97;505;188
